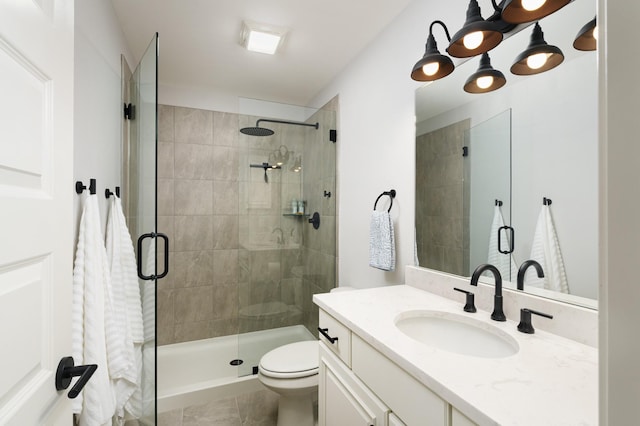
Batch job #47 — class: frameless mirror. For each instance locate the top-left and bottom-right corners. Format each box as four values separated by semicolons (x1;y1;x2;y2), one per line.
415;0;597;308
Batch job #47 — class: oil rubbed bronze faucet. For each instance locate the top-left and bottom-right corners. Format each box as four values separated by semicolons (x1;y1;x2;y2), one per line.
517;260;545;290
471;264;506;321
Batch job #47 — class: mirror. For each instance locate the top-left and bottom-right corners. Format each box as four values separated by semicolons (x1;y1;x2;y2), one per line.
415;0;597;308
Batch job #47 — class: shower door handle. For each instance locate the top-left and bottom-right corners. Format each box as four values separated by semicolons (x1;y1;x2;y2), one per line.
136;232;170;280
498;226;515;254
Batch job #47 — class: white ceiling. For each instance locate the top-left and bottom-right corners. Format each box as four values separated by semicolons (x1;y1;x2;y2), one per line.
110;0;413;107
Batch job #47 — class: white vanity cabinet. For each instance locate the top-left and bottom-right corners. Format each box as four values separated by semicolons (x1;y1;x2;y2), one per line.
318;309;478;426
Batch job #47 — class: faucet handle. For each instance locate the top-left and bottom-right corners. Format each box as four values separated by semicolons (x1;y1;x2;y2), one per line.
453;288;477;313
517;308;553;334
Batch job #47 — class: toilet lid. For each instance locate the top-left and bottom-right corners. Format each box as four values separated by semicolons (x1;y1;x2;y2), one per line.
259;341;319;379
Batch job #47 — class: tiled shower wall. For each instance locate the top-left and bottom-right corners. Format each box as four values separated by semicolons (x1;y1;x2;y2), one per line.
157;101;337;345
415;119;470;277
156;105;241;345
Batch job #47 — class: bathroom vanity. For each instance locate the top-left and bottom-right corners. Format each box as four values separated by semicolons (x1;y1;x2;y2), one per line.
313;276;597;425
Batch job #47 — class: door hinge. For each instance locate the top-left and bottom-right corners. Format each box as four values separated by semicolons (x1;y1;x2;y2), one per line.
329;129;337;143
124;103;135;120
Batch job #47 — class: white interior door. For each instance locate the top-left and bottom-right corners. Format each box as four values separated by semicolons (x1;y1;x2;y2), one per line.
0;0;74;424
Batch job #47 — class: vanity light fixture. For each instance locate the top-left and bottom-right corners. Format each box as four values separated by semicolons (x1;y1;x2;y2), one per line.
500;0;571;24
240;21;287;55
510;22;564;75
411;20;455;81
447;0;503;58
464;53;506;93
573;16;597;51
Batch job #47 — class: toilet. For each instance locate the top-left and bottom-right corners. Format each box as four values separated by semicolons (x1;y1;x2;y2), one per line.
258;340;319;426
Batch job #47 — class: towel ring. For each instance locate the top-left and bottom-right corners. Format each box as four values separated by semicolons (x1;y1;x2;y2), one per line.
374;189;397;212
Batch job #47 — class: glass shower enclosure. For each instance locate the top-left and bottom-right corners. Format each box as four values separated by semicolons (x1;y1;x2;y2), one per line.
236;98;337;376
123;33;161;424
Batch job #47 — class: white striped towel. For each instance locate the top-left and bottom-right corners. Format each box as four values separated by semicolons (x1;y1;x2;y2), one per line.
528;204;569;293
72;194;116;425
369;210;395;271
106;196;142;419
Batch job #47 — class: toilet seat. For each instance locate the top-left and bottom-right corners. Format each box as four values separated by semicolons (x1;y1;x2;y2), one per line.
259;341;319;379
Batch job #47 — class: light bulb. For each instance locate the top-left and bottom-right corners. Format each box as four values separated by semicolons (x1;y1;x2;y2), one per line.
463;31;484;50
521;0;546;11
526;52;549;70
422;62;440;77
593;26;598;41
476;76;494;90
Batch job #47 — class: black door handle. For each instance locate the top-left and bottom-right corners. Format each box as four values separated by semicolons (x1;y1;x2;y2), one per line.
55;357;97;399
136;232;169;280
318;327;339;344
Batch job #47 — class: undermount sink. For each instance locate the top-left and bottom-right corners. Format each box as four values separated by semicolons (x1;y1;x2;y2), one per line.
395;310;519;358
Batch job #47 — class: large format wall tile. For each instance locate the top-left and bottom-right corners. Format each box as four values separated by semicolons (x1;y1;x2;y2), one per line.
174;216;214;251
175;107;213;145
175;143;214;180
175;180;214;216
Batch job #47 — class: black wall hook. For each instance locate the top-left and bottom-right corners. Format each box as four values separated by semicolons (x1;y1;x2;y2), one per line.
75;179;96;195
105;186;121;199
374;189;397;212
543;197;552;206
495;199;503;206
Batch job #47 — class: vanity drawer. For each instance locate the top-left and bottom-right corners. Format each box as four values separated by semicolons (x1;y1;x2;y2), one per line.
352;334;448;426
319;309;352;367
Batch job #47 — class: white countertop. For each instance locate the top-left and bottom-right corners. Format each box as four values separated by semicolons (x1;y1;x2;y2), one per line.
313;285;598;426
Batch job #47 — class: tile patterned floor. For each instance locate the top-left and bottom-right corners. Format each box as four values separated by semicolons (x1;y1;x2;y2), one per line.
158;389;279;426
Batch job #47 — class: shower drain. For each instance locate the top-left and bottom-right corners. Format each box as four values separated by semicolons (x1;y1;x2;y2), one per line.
229;359;243;366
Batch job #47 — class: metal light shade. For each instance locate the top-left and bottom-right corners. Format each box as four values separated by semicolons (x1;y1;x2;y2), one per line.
501;0;571;24
464;53;506;93
573;16;597;51
411;34;455;81
411;21;455;81
448;0;503;58
511;22;564;75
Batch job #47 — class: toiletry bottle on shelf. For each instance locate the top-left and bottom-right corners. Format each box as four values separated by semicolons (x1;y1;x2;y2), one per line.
297;200;305;215
291;199;298;214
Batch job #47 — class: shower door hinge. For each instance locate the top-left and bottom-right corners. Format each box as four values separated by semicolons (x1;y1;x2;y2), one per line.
329;129;337;143
124;103;135;120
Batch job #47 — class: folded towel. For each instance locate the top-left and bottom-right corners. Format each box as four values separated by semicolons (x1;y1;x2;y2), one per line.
369;210;395;271
72;194;116;425
528;204;569;293
106;196;142;419
487;205;518;281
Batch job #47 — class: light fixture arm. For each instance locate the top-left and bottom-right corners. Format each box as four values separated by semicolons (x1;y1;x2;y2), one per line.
490;0;502;13
430;20;452;42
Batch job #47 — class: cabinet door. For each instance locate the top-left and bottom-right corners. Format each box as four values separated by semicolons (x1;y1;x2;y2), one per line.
452;407;478;426
319;342;389;426
324;367;376;426
389;413;407;426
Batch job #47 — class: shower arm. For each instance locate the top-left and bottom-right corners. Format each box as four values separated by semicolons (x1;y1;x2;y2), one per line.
255;119;319;130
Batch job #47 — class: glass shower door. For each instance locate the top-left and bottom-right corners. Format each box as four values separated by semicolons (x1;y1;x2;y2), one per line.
128;33;160;424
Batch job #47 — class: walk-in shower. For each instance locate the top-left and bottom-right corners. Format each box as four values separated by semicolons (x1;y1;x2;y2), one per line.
155;97;338;412
240;118;319;136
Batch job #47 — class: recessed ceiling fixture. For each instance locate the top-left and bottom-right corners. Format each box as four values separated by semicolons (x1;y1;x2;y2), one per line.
241;21;287;55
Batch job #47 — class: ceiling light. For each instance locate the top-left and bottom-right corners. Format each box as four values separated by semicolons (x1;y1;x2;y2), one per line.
241;21;287;55
500;0;571;24
447;0;503;58
411;21;455;81
573;16;597;51
464;53;506;93
511;22;564;75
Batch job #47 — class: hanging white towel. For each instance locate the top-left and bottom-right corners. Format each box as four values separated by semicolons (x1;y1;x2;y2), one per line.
487;205;518;282
528;204;569;293
369;210;395;271
106;196;143;419
71;194;116;426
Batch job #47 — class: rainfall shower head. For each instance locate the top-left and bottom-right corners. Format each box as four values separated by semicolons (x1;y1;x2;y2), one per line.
240;118;319;137
240;125;274;137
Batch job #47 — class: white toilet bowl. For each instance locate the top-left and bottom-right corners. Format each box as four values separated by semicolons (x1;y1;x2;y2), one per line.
258;341;319;426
